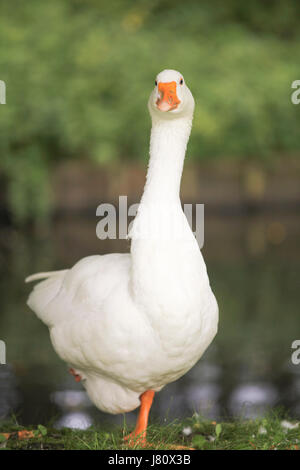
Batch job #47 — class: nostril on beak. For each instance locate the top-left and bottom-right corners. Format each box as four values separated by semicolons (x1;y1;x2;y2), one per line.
156;81;180;111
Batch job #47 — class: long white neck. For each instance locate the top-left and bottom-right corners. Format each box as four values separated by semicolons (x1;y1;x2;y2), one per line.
129;112;206;326
140;115;193;206
129;115;193;243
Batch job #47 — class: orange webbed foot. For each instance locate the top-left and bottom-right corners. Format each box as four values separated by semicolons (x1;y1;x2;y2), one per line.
124;431;151;448
123;389;155;448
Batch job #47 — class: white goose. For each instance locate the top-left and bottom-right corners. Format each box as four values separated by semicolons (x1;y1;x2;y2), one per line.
26;69;218;446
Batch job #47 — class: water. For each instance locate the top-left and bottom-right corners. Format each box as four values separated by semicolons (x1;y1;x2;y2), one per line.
0;211;299;429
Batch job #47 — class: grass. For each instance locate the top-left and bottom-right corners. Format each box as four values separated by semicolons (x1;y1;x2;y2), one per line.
1;411;299;450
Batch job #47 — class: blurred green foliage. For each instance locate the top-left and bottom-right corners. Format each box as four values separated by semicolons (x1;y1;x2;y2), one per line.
0;0;300;222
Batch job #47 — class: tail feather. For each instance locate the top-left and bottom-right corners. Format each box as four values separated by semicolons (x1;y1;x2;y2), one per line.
25;270;67;283
26;269;68;326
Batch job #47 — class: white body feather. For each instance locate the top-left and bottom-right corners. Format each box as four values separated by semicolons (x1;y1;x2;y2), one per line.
26;70;218;414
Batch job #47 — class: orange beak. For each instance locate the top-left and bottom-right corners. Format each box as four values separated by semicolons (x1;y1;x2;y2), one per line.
156;81;181;112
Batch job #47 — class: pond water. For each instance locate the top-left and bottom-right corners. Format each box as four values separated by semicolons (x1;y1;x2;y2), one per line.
0;211;299;429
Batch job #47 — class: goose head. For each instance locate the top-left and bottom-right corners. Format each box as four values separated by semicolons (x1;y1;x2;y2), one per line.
148;69;194;120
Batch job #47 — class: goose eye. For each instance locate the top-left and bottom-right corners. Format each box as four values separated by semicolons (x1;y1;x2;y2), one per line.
155;80;158;86
179;78;183;85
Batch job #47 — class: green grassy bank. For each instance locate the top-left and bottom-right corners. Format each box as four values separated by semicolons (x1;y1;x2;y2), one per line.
1;412;299;450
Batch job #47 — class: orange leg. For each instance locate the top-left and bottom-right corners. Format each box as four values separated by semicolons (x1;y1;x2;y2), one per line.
69;368;81;382
124;390;155;447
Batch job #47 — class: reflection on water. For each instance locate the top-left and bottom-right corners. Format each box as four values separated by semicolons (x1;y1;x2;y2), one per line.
0;365;20;420
229;383;278;419
0;211;299;428
55;412;93;430
52;390;93;429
